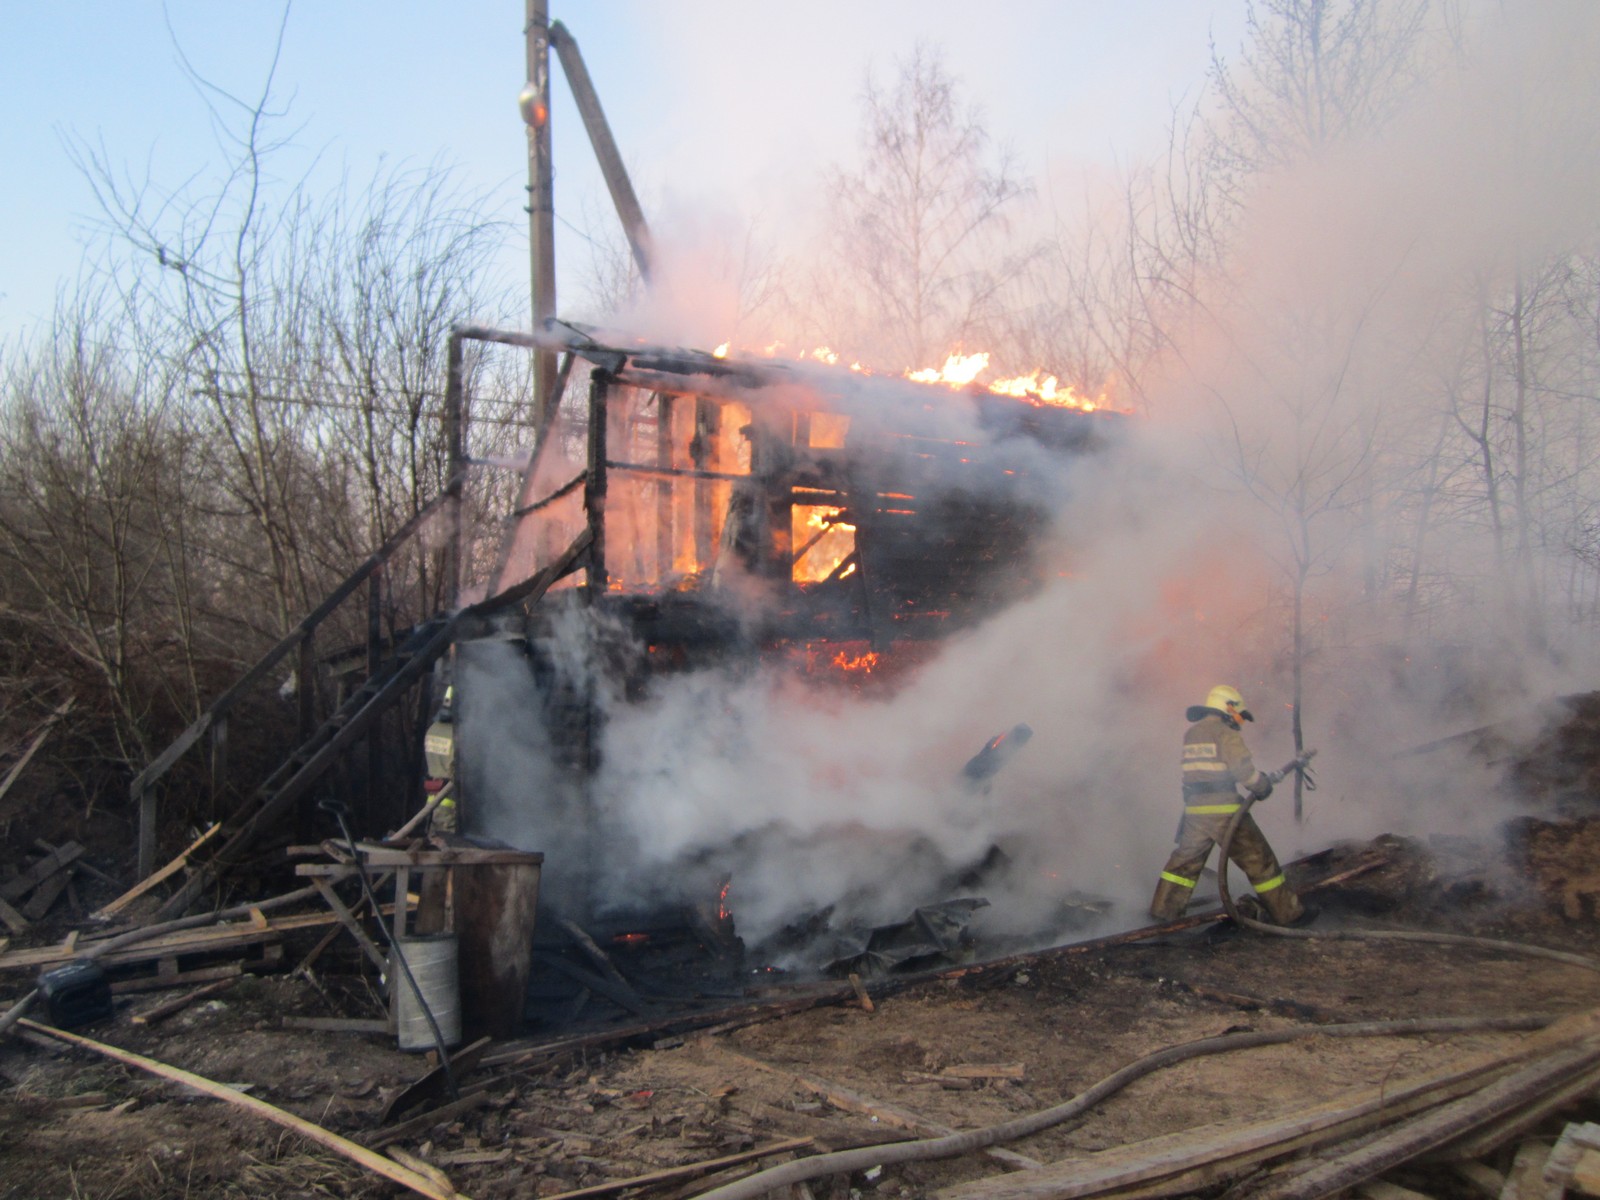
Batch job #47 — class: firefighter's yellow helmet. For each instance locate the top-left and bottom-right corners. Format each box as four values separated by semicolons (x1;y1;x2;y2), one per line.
1205;684;1254;722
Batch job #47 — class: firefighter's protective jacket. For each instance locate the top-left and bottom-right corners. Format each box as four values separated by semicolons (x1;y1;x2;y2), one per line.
1181;708;1268;802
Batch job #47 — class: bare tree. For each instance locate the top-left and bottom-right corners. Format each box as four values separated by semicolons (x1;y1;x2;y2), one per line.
815;44;1031;367
1203;0;1436;212
0;291;193;767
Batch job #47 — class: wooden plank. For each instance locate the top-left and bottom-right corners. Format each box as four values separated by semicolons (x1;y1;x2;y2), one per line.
0;907;347;972
0;698;74;822
309;878;389;973
1448;1161;1506;1199
1218;1044;1600;1200
1354;1183;1435;1200
131;979;236;1025
1498;1139;1552;1200
0;894;29;936
0;842;82;901
935;1045;1553;1200
111;962;243;995
364;1087;494;1150
36;841;115;887
355;847;545;868
538;1137;818;1200
383;1148;459;1197
378;1035;494;1125
848;973;875;1013
282;1017;390;1034
92;824;220;919
1427;1061;1600;1161
21;868;72;920
942;1064;1026;1081
17;1019;461;1200
1572;1148;1600;1197
534;951;654;1020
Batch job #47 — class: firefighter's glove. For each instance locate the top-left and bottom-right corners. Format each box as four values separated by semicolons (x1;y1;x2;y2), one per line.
1250;776;1274;801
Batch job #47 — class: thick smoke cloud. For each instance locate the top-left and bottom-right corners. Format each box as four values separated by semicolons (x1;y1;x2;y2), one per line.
460;3;1600;962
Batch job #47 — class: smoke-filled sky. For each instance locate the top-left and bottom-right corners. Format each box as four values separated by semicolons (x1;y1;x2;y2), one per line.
0;0;1246;335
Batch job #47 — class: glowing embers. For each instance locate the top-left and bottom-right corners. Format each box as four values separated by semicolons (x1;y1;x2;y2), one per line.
791;504;857;583
831;647;880;673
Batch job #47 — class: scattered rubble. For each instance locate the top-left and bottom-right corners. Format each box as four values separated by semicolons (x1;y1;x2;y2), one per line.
3;698;1600;1199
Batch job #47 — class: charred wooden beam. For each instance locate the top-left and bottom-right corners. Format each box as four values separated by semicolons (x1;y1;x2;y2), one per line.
655;392;674;580
548;21;653;282
586;370;611;592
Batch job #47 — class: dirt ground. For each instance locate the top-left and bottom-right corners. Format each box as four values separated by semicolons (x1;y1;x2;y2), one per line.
5;709;1600;1198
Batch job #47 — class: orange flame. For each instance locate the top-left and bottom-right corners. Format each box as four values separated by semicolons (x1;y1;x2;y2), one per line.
907;352;990;386
793;504;856;583
989;370;1105;412
712;342;1116;411
831;648;879;673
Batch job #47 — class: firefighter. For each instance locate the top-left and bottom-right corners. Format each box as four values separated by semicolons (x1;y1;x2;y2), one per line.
422;685;458;834
1149;684;1307;925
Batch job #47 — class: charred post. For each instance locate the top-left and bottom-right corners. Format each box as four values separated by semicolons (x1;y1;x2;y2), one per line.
585;370;612;593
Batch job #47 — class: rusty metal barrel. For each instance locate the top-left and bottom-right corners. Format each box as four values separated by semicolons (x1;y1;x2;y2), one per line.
451;848;544;1039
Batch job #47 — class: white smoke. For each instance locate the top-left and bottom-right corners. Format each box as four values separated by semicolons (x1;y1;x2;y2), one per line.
458;2;1600;960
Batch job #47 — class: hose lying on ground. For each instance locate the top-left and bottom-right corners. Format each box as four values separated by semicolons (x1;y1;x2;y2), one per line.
690;1012;1558;1200
1214;797;1600;974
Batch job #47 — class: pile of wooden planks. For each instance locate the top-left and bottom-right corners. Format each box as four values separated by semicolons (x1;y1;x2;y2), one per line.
937;1010;1600;1200
0;840;87;934
0;903;340;994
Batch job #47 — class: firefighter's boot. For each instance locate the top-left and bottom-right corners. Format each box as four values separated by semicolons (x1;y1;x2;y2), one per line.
1255;879;1305;926
1150;876;1194;921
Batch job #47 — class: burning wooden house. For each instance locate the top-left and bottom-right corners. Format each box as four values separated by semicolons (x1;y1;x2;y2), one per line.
433;323;1125;953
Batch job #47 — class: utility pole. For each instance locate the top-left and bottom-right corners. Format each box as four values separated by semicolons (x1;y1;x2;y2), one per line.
522;0;558;432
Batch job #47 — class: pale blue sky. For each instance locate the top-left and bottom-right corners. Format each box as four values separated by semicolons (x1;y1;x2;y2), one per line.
1;2;1249;337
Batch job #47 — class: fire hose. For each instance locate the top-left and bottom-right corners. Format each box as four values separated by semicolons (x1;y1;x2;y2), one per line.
1213;755;1600;973
686;763;1600;1198
689;1012;1558;1200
